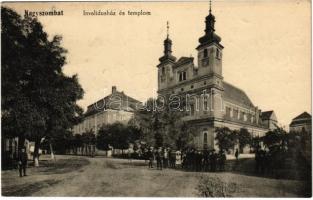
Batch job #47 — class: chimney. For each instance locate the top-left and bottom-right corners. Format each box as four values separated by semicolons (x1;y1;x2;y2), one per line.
112;86;117;94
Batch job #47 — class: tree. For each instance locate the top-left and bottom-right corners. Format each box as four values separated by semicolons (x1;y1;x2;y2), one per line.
215;127;237;152
237;128;252;152
261;128;286;149
1;7;84;166
131;98;196;150
96;122;141;153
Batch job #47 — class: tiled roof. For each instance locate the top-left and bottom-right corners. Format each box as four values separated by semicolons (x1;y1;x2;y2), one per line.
223;81;254;108
290;112;312;127
85;90;141;117
292;112;311;120
174;57;193;68
290;119;311;127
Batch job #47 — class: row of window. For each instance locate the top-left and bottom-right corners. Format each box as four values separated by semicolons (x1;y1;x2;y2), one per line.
172;80;208;94
203;48;222;59
74;113;126;133
225;107;255;123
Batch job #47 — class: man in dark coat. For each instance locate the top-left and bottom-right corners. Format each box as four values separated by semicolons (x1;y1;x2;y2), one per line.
210;149;217;172
18;147;28;177
202;149;210;172
156;148;163;170
218;150;226;171
147;148;154;168
235;148;239;161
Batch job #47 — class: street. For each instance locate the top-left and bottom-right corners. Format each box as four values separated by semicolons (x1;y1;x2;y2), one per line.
1;155;307;197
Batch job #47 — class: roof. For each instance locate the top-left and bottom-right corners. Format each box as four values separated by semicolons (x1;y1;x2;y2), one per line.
261;111;274;120
223;81;254;108
85;89;142;117
290;119;311;127
290;112;312;127
292;112;311;121
173;57;194;68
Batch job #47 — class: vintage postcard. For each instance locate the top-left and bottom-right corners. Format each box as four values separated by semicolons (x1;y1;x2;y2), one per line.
1;0;311;197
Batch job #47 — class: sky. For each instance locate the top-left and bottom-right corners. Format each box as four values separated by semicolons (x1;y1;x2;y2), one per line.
4;0;311;128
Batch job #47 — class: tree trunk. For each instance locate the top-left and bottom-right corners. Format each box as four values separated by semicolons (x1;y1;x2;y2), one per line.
50;143;56;161
33;138;40;167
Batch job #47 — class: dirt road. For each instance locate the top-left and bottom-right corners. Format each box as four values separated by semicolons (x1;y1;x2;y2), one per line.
1;155;307;197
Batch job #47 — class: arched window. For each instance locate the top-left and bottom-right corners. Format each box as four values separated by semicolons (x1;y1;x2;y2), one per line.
203;132;208;149
203;132;207;144
162;67;165;75
203;49;208;58
216;49;219;57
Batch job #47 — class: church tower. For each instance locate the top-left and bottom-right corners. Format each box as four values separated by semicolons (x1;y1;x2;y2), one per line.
197;1;223;79
196;1;224;118
157;21;176;92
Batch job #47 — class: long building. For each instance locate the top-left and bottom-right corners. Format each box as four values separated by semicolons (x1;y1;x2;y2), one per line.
156;4;277;150
73;86;141;135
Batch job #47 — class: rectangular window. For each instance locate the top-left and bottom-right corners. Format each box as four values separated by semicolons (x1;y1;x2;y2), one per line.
240;111;244;120
233;109;238;119
178;71;187;82
216;48;222;59
190;104;195;116
247;113;252;122
226;107;231;117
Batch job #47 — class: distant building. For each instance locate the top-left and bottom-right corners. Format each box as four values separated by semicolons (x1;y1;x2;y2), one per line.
261;111;278;130
156;4;277;150
289;112;312;133
72;86;141;135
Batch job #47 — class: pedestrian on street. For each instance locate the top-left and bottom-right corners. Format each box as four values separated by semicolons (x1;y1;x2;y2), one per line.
218;150;226;171
156;148;163;170
163;148;169;168
210;149;217;172
202;149;210;172
235;148;239;161
147;147;154;168
169;149;176;168
18;147;28;177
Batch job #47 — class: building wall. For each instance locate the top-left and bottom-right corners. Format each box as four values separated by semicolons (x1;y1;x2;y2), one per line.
73;109;134;135
290;123;311;133
191;119;268;151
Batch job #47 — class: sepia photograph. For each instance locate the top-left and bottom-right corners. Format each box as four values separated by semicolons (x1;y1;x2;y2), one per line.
1;0;312;197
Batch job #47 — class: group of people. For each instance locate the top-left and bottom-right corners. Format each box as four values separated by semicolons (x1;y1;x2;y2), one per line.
181;149;227;172
146;147;177;170
145;147;228;172
254;146;288;175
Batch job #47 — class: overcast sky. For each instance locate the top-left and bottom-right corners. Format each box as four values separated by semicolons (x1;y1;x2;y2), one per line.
5;0;311;128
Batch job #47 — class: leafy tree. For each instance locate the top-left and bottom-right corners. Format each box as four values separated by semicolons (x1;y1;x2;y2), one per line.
1;7;84;166
132;98;196;150
215;127;237;152
237;128;252;151
261;128;286;149
96;122;141;152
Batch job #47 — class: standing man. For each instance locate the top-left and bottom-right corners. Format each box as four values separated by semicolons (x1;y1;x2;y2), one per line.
156;148;163;170
163;148;169;168
18;147;28;177
203;149;209;172
147;147;154;168
235;148;239;161
218;150;226;171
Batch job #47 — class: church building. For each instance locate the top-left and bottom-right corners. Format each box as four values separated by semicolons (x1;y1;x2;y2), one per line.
156;3;277;150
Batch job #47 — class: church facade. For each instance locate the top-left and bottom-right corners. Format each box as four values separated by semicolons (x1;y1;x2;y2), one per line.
156;5;276;151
